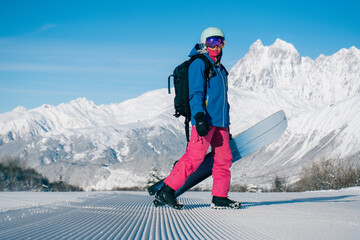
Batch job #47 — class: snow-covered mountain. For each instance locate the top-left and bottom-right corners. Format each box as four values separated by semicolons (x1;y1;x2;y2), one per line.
230;39;360;107
227;39;360;186
1;39;359;190
0;92;187;190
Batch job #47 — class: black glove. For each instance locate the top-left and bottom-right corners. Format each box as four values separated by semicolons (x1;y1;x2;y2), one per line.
194;112;210;137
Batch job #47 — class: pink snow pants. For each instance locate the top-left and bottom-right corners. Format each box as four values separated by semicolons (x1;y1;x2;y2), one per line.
164;126;233;197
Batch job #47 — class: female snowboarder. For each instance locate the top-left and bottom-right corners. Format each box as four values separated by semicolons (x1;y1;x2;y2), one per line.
156;27;241;210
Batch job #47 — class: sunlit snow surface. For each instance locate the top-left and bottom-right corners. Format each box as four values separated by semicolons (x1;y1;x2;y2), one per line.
1;188;360;239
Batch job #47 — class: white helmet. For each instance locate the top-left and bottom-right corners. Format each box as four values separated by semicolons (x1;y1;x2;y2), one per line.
200;27;225;44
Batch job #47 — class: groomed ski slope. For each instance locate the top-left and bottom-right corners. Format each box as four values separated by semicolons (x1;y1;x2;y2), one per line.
1;188;360;240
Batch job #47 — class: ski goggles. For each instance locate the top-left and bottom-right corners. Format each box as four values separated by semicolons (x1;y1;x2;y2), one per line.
205;36;225;48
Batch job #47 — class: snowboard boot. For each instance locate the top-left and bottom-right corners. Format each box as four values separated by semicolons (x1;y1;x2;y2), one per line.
155;184;184;210
211;196;241;209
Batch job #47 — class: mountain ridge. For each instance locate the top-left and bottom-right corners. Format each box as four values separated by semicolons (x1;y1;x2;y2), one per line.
229;39;360;107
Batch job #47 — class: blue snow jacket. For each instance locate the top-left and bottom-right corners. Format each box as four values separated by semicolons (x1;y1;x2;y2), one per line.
188;44;230;128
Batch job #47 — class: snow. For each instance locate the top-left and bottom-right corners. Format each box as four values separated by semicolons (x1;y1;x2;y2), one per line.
1;188;360;239
0;192;99;212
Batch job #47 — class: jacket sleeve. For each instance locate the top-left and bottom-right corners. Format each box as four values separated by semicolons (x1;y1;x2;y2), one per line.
188;59;206;117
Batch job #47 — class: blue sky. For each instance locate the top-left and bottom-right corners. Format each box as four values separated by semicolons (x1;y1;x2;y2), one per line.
0;0;359;113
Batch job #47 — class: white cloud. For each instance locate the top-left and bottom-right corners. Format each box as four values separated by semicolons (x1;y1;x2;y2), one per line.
0;62;115;72
34;24;58;34
0;24;58;44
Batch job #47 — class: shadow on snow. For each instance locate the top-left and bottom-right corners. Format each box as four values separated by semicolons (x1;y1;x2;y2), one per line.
177;195;356;210
240;195;356;209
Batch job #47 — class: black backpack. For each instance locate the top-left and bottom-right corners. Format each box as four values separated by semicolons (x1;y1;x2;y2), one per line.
168;54;215;142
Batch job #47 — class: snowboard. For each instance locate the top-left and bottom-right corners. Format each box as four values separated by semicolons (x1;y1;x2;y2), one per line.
148;110;287;199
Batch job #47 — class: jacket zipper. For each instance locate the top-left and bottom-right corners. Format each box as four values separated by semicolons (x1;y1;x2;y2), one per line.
219;68;226;127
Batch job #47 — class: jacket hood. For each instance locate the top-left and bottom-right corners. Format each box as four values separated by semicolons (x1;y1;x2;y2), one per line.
188;44;207;57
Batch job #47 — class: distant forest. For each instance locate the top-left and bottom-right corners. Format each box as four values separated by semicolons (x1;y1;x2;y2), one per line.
0;156;83;191
1;156;359;192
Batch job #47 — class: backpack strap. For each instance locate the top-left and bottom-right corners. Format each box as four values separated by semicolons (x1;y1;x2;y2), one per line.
191;54;216;81
168;74;173;94
183;54;214;142
220;63;229;76
184;117;190;142
171;54;215;142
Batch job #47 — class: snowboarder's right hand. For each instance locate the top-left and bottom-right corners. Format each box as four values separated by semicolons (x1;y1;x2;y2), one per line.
194;112;209;137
